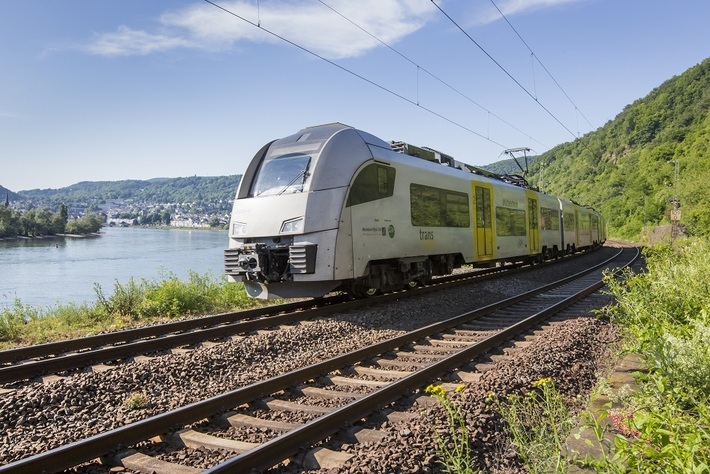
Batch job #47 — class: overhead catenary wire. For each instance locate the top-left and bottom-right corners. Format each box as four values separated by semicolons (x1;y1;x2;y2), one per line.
316;0;547;149
430;0;578;140
489;0;595;133
202;0;510;148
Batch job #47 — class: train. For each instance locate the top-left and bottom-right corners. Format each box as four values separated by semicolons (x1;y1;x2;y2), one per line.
224;123;605;299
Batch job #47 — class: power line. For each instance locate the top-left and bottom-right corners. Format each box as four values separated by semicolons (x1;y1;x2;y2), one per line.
430;0;577;139
489;0;595;132
202;0;509;148
316;0;547;148
202;0;508;148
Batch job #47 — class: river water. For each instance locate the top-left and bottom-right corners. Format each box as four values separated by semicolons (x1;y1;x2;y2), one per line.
0;227;229;309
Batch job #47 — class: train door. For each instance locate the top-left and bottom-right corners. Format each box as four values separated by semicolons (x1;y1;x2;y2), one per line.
527;195;539;254
474;184;494;260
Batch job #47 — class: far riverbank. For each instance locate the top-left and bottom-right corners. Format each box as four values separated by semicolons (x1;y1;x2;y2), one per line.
0;226;228;309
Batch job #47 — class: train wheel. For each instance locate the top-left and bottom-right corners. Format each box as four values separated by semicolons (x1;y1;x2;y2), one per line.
349;283;380;298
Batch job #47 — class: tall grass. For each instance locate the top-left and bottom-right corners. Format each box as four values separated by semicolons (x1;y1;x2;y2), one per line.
494;378;574;474
600;238;710;471
425;384;480;474
0;271;266;347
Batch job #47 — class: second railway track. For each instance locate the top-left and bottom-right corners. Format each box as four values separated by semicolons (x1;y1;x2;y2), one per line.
0;251;582;387
0;245;638;473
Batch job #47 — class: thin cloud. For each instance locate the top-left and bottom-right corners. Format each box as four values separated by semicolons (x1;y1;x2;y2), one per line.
84;0;436;60
475;0;588;25
85;26;193;56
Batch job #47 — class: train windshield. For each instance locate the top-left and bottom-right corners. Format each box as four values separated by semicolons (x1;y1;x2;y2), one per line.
252;154;311;197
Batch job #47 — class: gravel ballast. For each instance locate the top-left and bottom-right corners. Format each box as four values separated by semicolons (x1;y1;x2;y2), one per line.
0;247;623;470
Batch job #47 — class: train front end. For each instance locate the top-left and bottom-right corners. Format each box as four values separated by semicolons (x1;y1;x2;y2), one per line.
224;123;378;299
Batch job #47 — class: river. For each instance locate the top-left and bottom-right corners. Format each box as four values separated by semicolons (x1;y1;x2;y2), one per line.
0;227;229;309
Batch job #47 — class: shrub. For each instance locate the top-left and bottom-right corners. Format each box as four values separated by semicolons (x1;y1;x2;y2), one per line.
601;237;710;470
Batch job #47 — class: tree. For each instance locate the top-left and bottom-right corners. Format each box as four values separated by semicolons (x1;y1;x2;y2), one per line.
52;204;68;234
0;206;20;237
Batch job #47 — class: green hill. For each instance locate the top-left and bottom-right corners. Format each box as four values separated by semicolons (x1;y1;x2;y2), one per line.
523;58;710;239
481;154;538;177
17;175;241;209
0;186;21;203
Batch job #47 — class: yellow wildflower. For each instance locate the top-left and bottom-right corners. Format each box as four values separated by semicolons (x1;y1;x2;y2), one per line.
532;377;552;388
425;384;447;397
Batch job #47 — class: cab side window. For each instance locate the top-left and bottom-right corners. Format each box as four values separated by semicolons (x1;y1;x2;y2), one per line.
346;164;396;207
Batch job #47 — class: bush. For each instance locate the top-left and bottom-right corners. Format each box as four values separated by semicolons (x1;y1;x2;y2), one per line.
601;237;710;471
0;299;41;342
0;272;264;347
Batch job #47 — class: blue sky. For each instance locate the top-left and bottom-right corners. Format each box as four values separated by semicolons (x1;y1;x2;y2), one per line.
1;0;708;192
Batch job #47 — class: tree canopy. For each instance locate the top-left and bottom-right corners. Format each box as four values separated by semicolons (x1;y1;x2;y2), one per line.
522;58;710;238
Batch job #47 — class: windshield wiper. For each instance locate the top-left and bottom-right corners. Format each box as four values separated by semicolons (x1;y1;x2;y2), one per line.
277;169;309;196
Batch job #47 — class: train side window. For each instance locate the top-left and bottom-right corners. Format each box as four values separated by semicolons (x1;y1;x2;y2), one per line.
564;212;575;231
475;187;492;229
579;215;591;231
346;164;396;207
540;207;560;231
528;199;538;230
495;207;527;236
411;183;470;227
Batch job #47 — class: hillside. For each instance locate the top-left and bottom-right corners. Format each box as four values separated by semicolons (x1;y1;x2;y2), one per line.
524;58;710;238
481;154;538;177
0;186;21;203
15;175;241;208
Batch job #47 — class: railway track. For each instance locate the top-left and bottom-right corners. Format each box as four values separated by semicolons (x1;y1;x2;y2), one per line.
0;255;567;387
0;246;638;473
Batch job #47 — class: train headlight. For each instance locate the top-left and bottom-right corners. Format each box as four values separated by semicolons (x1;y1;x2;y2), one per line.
280;217;304;234
231;221;247;236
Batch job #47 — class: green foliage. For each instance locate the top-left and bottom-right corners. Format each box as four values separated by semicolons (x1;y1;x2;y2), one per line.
521;58;710;239
65;213;103;234
1;272;265;347
0;299;37;341
94;270;257;321
481;154;538;176
0;206;21;237
17;175;241;211
493;378;574;474
0;204;77;237
122;392;149;410
600;237;710;471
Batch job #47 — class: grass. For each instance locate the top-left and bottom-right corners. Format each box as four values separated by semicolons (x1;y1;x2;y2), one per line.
426;237;710;472
596;237;710;472
425;383;480;474
493;377;575;474
0;271;273;349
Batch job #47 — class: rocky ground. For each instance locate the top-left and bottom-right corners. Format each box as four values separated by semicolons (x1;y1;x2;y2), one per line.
0;247;623;472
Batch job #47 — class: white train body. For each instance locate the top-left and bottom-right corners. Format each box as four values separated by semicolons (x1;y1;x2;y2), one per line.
225;123;605;299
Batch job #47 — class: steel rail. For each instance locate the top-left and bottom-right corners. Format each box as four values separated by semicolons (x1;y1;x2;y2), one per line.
0;255;549;384
0;297;344;364
1;248;586;365
206;247;639;473
0;247;633;474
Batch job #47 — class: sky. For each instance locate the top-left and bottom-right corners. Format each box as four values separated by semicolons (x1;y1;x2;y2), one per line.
1;0;709;192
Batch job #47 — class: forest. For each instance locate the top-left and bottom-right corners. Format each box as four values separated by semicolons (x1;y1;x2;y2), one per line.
525;57;710;239
12;175;241;209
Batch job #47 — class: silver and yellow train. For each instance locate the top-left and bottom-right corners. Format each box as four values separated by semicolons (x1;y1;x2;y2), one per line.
225;123;605;298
